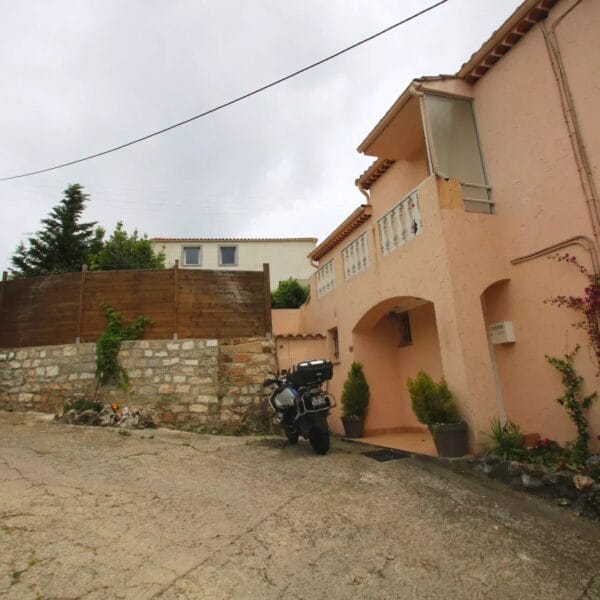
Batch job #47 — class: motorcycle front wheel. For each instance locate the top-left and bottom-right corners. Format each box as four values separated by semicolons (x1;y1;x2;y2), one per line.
309;421;330;455
284;427;299;445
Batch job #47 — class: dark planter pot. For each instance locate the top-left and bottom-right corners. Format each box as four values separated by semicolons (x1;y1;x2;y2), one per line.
433;422;468;457
342;416;365;438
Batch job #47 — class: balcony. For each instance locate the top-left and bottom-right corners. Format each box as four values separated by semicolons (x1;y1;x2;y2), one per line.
342;231;370;280
377;189;422;257
316;259;335;298
312;182;429;299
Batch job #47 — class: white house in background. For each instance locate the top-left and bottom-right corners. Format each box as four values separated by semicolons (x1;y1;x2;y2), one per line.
151;238;317;291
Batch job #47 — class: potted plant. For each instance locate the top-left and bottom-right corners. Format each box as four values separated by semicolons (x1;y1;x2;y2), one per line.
407;370;468;457
341;362;370;438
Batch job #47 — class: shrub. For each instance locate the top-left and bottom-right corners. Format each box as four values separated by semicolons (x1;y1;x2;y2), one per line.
483;418;524;460
271;279;309;308
63;399;103;414
95;305;152;391
341;362;370;418
546;345;597;465
407;370;460;431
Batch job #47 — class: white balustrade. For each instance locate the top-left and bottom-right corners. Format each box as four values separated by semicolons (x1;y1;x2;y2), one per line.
377;190;422;256
316;259;336;297
342;232;370;281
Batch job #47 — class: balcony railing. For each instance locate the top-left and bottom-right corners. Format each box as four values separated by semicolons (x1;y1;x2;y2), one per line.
316;259;335;297
377;190;422;256
342;232;370;281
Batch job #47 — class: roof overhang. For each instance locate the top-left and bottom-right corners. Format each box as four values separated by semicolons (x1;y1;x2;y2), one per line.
357;91;427;159
458;0;558;83
309;204;372;262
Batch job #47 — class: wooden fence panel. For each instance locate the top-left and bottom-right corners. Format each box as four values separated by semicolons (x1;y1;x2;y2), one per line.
0;273;81;347
0;266;269;348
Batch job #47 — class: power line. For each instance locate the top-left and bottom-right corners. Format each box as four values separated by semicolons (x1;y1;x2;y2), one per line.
1;0;448;182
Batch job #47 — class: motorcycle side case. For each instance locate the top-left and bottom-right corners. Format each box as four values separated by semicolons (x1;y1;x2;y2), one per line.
286;359;333;388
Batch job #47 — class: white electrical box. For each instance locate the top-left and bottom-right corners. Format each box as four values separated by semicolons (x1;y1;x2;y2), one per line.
489;321;516;344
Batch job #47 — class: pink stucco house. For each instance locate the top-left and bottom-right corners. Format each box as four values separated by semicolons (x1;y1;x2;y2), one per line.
273;0;600;450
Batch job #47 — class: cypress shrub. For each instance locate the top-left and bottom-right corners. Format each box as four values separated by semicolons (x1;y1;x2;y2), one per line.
341;362;370;418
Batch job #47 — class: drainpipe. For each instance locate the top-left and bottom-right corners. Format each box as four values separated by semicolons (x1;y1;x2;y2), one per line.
541;1;600;272
356;181;370;203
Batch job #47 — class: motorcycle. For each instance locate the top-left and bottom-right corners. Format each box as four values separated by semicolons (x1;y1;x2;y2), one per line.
263;359;335;455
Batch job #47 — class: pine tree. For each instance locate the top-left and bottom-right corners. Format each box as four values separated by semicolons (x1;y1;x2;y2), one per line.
10;184;100;278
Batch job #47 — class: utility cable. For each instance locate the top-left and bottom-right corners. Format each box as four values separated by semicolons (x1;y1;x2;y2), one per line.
0;0;448;182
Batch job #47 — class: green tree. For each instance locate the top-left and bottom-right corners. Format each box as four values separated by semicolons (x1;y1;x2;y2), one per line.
90;222;165;271
271;279;308;308
10;184;100;278
341;362;370;417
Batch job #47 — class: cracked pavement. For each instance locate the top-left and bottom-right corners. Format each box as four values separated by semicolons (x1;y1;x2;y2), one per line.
0;411;599;599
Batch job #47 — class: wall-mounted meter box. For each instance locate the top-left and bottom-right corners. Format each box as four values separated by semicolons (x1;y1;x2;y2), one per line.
489;321;516;344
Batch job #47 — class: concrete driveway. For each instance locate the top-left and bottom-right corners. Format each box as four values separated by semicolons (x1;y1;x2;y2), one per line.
1;411;599;600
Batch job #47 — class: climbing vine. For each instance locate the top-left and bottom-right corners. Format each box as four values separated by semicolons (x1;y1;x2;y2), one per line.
547;253;600;367
95;305;151;392
545;345;597;465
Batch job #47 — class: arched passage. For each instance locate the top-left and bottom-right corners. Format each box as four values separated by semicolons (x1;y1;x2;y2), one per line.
352;296;444;435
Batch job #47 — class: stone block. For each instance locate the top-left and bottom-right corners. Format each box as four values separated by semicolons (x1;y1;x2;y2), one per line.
197;395;219;404
176;384;191;393
18;393;33;403
181;341;195;350
173;375;186;384
206;340;218;347
46;365;59;377
163;358;180;366
190;404;208;413
184;359;199;366
144;368;154;378
79;373;95;380
144;350;154;357
159;384;175;394
167;343;180;351
63;346;77;357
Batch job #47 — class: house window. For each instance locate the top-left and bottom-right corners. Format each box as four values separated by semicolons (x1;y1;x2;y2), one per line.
422;93;492;213
219;245;238;266
328;327;340;362
183;246;201;266
398;311;412;347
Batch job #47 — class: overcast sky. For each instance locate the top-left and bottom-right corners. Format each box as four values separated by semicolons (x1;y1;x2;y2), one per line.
0;0;522;272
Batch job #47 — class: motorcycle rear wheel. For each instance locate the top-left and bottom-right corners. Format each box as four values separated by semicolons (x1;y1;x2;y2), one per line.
309;424;330;455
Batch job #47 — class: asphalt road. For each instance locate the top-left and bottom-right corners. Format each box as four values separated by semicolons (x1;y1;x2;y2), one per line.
1;411;599;599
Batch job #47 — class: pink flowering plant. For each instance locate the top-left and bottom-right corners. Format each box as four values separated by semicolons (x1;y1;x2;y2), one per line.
546;253;600;366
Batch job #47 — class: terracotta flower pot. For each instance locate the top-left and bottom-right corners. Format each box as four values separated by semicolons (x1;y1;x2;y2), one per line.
432;421;468;457
341;416;365;438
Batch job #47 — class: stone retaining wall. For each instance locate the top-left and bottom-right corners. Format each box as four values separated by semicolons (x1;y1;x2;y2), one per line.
0;337;277;433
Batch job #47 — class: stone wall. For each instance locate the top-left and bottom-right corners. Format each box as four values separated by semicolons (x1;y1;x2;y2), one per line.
0;337;277;433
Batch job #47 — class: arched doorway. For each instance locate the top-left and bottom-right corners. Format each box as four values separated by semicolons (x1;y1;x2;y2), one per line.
352;296;443;443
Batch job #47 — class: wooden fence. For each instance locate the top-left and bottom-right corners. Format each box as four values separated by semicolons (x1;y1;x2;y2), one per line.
0;264;272;348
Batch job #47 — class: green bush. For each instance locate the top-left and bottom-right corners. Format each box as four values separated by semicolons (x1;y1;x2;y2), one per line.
407;370;460;430
271;279;309;308
483;418;524;460
63;399;103;413
341;362;370;418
